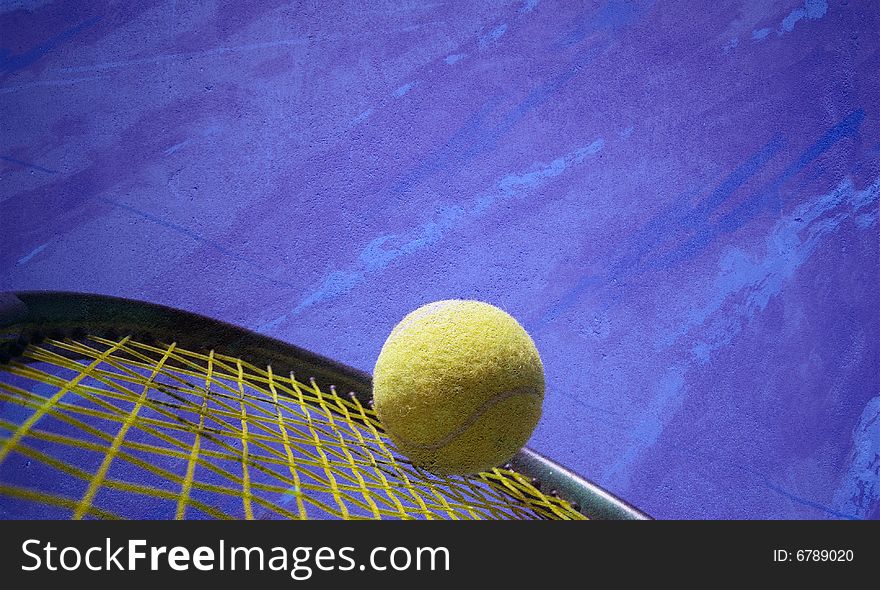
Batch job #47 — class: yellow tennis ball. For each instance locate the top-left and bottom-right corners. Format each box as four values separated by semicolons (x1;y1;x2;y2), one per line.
373;300;545;475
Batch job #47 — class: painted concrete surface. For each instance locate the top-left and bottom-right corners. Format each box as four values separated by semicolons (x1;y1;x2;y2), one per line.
1;0;878;519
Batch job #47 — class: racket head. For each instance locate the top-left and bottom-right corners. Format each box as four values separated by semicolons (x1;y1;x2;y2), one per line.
0;291;649;521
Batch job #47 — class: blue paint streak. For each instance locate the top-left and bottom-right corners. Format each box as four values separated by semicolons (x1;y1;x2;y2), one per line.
519;0;540;15
603;170;879;490
163;139;192;156
559;0;653;47
16;242;49;265
274;140;606;325
673;175;879;358
751;0;827;42
394;45;602;196
778;110;864;191
392;95;504;195
1;16;101;75
780;0;827;34
444;53;466;65
722;37;739;53
532;276;601;332
1;156;57;174
715;109;864;237
478;23;508;49
780;7;808;33
804;0;829;18
393;81;416;98
709;137;787;214
603;368;686;485
535;109;865;331
833;395;880;519
162;125;222;154
532;183;699;332
652;109;863;270
765;480;860;520
647;133;786;270
351;108;373;126
537;136;783;330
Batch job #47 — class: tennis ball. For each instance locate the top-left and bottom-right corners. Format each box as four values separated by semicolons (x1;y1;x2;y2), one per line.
373;300;544;475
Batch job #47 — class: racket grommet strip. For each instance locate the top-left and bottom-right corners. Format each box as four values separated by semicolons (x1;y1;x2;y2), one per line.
7;342;25;359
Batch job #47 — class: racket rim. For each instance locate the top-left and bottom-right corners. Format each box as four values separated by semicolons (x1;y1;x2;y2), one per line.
0;290;650;520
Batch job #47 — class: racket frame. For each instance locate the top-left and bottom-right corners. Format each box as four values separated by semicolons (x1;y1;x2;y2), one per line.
0;291;650;520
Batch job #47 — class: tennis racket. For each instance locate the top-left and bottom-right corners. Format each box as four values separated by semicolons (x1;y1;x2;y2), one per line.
0;291;649;521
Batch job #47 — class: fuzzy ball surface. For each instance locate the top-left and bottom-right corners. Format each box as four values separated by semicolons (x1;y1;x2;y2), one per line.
373;300;545;475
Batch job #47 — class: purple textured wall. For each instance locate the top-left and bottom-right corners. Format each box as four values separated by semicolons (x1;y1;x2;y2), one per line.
1;0;878;519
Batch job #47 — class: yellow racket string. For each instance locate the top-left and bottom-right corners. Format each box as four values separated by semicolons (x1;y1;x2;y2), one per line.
0;335;585;520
